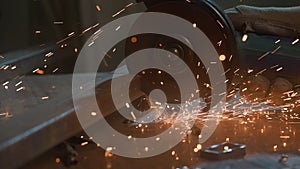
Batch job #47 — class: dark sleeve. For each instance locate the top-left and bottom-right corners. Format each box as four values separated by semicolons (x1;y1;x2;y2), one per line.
225;5;300;38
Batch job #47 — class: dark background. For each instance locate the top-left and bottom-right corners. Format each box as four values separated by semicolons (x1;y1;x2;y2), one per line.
0;0;300;53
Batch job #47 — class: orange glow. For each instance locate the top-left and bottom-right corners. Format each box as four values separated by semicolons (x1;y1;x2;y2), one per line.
55;157;61;163
96;5;101;11
131;36;138;43
36;69;44;75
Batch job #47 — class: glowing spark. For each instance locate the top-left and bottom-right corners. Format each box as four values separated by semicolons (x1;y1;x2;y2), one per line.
219;54;226;61
216;20;224;28
3;65;9;70
36;69;44;75
106;147;113;151
15;81;22;87
229;55;233;61
234;68;240;74
45;52;54;57
82;26;92;34
270;64;279;69
112;3;134;18
283;142;287;147
271;46;281;54
224;146;229;150
115;26;121;31
247;69;253;73
258;51;270;61
55;157;61;163
88;41;95;47
2;81;9;86
94;29;103;35
256;68;267;75
196;144;202;150
52;68;59;73
280;136;290;139
41;96;49;100
11;65;17;70
125;2;134;8
275;39;281;44
96;5;101;11
81;142;88;146
32;68;40;73
242;34;248;42
16;86;24;92
130;111;137;121
91;112;97;116
53;21;63;25
292;38;299;45
112;8;126;18
276;67;283;72
68;32;75;36
192;23;197;28
92;23;99;28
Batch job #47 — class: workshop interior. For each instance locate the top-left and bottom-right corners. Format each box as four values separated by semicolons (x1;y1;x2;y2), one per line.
0;0;300;169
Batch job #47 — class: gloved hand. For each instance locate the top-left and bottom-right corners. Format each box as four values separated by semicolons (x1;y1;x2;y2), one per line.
225;5;300;38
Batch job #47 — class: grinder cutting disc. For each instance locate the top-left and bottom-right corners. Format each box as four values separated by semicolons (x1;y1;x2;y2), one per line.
126;0;238;106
